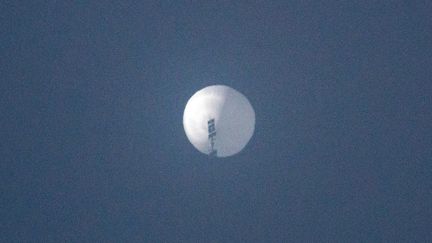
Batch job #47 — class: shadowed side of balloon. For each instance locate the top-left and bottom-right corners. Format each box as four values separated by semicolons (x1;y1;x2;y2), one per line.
214;87;255;157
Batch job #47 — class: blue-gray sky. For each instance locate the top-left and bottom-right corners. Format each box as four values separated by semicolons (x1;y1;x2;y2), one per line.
1;1;431;242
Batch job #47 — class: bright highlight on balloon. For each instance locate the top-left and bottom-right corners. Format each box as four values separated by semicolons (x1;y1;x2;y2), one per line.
183;85;255;157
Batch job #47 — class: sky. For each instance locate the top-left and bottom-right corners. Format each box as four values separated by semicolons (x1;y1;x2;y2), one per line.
1;1;432;242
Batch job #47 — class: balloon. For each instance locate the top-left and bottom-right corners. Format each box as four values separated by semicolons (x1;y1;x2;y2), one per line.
183;85;255;157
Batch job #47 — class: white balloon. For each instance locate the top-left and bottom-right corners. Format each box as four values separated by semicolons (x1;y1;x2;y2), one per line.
183;85;255;157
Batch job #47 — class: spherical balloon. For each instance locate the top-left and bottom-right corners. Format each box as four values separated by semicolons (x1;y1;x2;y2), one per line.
183;85;255;157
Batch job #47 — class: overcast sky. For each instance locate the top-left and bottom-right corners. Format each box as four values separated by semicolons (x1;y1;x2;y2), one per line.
1;1;432;242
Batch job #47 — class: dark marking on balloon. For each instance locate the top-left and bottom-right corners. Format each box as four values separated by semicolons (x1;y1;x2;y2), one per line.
208;119;217;156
